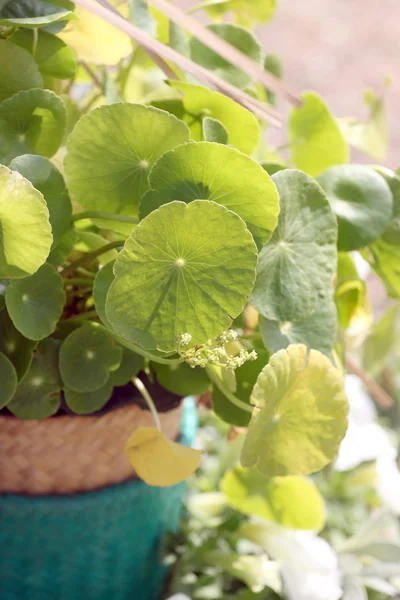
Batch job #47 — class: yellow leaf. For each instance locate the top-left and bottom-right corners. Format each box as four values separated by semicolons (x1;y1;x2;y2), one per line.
124;427;202;487
58;5;132;65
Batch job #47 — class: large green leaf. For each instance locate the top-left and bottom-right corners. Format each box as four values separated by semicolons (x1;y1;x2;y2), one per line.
0;165;52;279
249;169;337;322
0;305;36;380
240;344;349;476
9;154;72;249
7;338;62;419
0;0;75;28
10;29;77;79
221;466;325;530
259;296;337;357
59;324;122;392
0;88;66;164
167;81;260;155
190;23;262;89
317;165;393;251
289;92;348;177
106;200;258;352
206;0;277;26
0;351;18;409
0;39;43;104
212;349;269;427
64;381;113;415
152;361;211;397
6;263;65;340
141;141;279;247
64;104;190;230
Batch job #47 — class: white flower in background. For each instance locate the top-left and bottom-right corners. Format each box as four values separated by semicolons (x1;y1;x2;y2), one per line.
239;522;342;600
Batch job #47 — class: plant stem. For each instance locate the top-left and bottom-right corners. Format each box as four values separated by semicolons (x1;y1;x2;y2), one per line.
345;355;393;409
81;61;103;90
32;28;38;57
72;210;138;225
132;376;162;431
77;267;96;278
63;278;94;287
206;365;253;414
62;240;122;274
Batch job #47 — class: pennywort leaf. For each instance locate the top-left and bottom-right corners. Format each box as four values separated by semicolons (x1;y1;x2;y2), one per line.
0;39;43;103
0;351;18;409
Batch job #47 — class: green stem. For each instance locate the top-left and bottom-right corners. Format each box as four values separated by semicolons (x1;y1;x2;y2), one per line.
32;28;38;57
72;211;138;225
76;267;96;278
87;321;185;366
206;365;253;414
132;377;161;431
62;240;123;274
64;277;94;287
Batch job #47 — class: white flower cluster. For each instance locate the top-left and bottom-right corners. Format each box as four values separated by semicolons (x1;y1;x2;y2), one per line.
178;330;257;370
176;332;192;348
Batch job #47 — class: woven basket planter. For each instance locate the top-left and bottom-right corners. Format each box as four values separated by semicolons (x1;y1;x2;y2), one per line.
0;396;198;600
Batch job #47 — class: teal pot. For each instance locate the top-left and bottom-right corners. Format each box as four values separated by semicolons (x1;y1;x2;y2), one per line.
0;396;198;600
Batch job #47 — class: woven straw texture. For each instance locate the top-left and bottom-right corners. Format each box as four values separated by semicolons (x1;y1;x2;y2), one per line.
0;399;198;600
0;401;183;495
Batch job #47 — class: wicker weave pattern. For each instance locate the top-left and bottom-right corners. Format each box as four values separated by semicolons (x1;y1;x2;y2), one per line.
0;403;183;495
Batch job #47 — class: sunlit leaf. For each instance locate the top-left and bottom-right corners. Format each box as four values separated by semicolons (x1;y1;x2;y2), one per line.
241;344;349;476
106;200;258;351
167;81;260;155
202;117;228;144
0;351;18;409
289;92;348;177
0;304;36;380
9;154;72;249
221;466;325;530
65;103;190;231
124;426;202;486
0;165;52;279
205;0;277;27
59;324;123;392
75;231;119;264
363;304;399;377
0;88;66;164
0;39;43;104
0;0;75;28
7;338;62;419
317;165;393;251
190;23;262;89
152;361;211;396
249;169;337;321
64;380;113;414
141;141;279;247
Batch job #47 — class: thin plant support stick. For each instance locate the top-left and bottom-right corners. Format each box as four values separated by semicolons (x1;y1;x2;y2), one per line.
73;0;283;126
346;355;393;410
132;377;162;431
150;0;301;107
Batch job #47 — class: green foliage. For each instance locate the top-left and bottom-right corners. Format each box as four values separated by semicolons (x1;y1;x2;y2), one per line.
110;347;144;387
0;303;37;380
106;200;258;351
152;361;211;396
362;304;399;376
317;165;393;251
5;262;65;340
0;39;43;103
289;92;348;177
93;261;115;329
64;381;113;414
241;344;349;476
0;165;52;278
0;351;18;409
0;0;75;28
202;117;229;144
249;169;337;321
205;0;277;26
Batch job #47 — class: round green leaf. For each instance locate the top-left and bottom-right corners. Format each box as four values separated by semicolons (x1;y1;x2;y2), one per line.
221;466;325;530
0;304;36;380
202;117;228;145
0;165;52;279
64;381;113;415
249;169;337;322
110;347;144;387
317;165;393;251
212;349;269;427
0;0;75;28
0;39;43;104
6;263;65;340
0;88;66;164
9;154;72;248
59;324;123;392
190;23;262;89
142;141;280;247
93;261;115;329
0;351;18;409
289;91;349;177
259;296;337;357
106;200;258;352
152;361;211;397
10;29;77;79
167;82;260;156
64;104;190;230
7;338;62;419
240;344;349;476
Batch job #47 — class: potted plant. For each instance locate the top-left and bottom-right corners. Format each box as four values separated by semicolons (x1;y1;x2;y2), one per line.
0;0;398;599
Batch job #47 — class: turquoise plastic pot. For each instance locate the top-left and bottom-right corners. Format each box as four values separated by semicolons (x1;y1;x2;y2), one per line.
0;397;198;600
